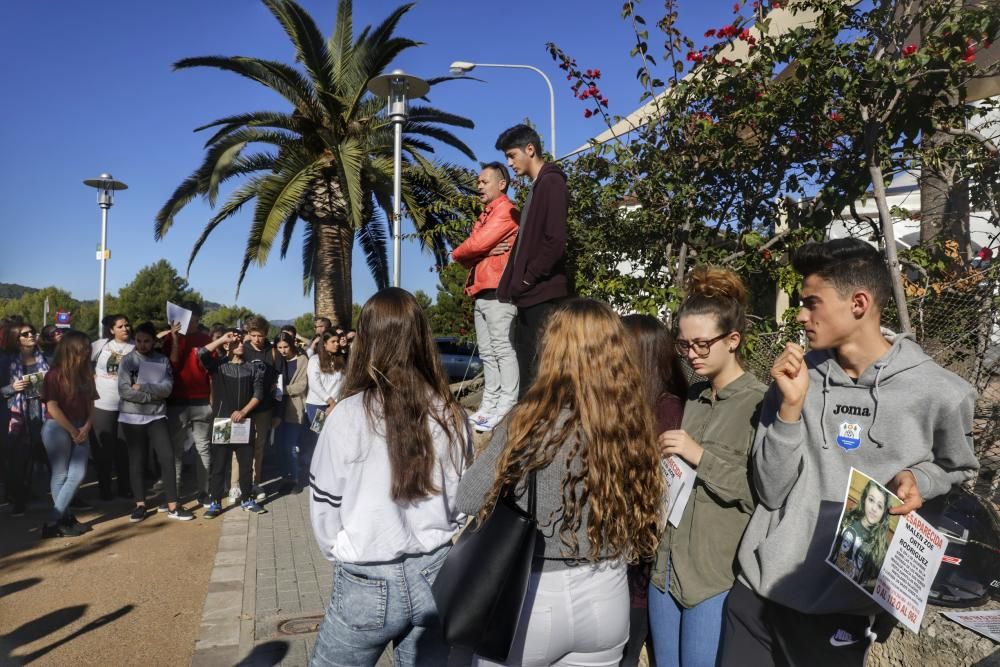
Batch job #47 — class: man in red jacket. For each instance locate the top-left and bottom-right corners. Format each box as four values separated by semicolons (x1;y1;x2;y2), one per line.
161;302;213;505
495;124;569;395
451;162;520;432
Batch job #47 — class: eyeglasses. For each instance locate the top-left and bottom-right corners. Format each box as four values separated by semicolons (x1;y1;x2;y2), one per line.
19;331;36;339
674;332;732;358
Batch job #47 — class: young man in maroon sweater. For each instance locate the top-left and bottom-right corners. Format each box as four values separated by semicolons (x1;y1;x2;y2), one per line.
495;124;569;395
161;302;213;505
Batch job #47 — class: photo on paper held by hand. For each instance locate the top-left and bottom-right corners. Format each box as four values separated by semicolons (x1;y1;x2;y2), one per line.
828;468;950;633
828;468;902;594
23;370;46;397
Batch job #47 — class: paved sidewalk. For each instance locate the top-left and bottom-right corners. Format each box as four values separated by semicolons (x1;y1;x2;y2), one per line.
190;485;393;666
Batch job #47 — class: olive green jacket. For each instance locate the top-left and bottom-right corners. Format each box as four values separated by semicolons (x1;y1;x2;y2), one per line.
650;371;765;607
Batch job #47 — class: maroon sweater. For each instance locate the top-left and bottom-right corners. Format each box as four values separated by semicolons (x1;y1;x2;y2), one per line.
497;162;569;307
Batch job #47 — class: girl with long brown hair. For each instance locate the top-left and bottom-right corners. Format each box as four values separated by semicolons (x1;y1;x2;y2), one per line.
309;288;471;666
647;266;765;667
456;298;664;666
40;330;97;537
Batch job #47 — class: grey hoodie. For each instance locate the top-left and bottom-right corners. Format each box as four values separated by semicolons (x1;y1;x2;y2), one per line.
738;331;978;615
117;350;173;418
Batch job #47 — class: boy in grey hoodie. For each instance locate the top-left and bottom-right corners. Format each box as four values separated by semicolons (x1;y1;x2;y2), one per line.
720;238;978;666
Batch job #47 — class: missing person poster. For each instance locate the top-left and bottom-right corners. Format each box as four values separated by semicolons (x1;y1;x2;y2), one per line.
212;418;251;445
662;455;695;528
827;468;949;633
942;610;1000;643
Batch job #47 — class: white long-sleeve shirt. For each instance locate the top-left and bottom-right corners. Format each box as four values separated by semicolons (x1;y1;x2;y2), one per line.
305;355;343;406
309;393;471;563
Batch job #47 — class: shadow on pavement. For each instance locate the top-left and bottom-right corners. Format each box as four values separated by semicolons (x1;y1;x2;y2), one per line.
236;640;290;666
0;578;42;598
1;604;87;664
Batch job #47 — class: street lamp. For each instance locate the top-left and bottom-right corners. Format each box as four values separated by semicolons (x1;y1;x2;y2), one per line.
367;69;429;288
82;173;128;326
449;61;556;157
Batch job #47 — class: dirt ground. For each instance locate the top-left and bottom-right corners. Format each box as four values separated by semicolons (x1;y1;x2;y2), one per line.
0;480;220;666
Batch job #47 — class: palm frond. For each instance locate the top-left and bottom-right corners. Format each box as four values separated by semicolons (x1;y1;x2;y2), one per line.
301;220;317;295
332;138;366;228
356;200;390;289
405;105;474;129
262;0;334;100
327;0;354;87
403;122;476;161
246;156;321;266
186;176;266;273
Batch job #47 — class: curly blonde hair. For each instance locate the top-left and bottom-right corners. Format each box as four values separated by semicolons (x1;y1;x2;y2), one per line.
476;299;664;563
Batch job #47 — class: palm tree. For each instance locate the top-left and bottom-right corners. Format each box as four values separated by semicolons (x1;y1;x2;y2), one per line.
154;0;477;326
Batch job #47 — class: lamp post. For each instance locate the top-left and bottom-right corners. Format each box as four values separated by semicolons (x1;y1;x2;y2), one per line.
367;69;429;288
449;61;556;157
83;173;128;326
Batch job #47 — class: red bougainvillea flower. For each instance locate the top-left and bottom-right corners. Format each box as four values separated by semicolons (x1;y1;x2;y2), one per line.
964;45;976;63
686;51;704;62
584;109;593;118
600;98;609;107
593;69;601;78
733;2;740;12
772;1;781;7
739;28;752;41
761;249;772;261
902;44;918;57
705;28;717;37
829;111;844;122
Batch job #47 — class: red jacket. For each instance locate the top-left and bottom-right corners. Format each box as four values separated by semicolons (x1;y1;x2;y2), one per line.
161;332;212;403
451;194;519;297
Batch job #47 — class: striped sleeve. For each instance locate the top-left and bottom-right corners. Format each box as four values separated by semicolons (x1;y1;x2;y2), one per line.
308;407;347;561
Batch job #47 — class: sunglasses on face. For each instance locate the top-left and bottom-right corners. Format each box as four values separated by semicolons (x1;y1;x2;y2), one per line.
20;331;36;339
673;332;732;358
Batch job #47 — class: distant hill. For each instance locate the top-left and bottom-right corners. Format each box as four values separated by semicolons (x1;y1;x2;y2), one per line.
0;283;38;299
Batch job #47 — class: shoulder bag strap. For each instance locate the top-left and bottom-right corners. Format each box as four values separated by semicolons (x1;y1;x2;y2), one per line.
527;469;537;522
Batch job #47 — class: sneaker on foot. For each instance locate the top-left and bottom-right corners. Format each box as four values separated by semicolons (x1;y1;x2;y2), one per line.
197;493;212;508
156;503;169;513
228;486;242;502
241;499;267;514
167;507;195;521
42;522;80;538
203;502;222;519
129;506;147;523
252;485;266;502
473;413;503;432
62;513;91;533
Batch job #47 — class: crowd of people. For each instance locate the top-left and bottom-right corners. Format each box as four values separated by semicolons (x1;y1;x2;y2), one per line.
306;125;978;667
0;303;355;535
2;123;981;667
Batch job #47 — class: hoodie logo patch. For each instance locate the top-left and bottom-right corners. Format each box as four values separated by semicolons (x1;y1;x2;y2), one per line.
833;404;870;417
837;422;863;450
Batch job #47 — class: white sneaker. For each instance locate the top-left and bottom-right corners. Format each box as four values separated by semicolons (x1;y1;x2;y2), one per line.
473;414;503;433
228;486;242;502
253;485;266;502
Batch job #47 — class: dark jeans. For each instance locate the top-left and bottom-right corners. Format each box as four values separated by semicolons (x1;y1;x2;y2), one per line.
718;581;874;667
5;417;41;510
92;408;130;496
210;443;254;503
122;419;177;504
514;299;561;398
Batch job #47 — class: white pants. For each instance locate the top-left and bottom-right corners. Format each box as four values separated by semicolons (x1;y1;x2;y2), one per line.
473;562;629;667
473;296;519;415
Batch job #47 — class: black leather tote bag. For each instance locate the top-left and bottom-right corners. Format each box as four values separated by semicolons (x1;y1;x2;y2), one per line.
431;471;539;662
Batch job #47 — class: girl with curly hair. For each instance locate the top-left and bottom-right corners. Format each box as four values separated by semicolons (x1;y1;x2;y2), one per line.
456;298;664;666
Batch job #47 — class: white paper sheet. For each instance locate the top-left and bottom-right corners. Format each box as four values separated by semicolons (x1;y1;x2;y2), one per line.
942;610;1000;643
662;455;696;528
166;301;193;334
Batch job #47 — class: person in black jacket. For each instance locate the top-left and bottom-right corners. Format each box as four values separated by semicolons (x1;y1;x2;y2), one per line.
494;124;569;396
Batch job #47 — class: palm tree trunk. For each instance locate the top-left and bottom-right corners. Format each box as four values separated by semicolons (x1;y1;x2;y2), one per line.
313;218;355;327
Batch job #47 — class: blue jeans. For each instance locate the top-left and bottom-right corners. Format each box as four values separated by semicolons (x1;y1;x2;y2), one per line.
648;578;729;667
41;419;90;523
310;545;451;667
274;421;303;481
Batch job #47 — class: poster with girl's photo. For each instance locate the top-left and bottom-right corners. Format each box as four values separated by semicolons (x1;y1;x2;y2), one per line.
827;468;949;633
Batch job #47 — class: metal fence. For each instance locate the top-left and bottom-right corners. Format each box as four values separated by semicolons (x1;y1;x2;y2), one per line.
739;265;1000;504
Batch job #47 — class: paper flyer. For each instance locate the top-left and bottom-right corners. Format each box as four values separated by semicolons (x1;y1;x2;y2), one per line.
166;301;193;334
310;408;328;434
23;370;46;397
212;418;251;444
827;468;949;633
274;373;284;401
942;610;1000;643
662;455;696;528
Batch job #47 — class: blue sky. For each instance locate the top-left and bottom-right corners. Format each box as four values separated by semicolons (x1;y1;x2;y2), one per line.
0;0;725;320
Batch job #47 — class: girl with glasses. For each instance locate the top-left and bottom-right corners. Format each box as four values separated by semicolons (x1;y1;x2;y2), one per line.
647;267;766;667
3;324;49;517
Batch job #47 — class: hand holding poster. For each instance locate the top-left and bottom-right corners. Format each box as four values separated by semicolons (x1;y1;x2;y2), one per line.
166;301;193;335
212;418;251;444
827;468;949;633
662;455;695;528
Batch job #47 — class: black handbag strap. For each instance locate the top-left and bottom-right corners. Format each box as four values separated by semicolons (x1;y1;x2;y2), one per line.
527;469;537;522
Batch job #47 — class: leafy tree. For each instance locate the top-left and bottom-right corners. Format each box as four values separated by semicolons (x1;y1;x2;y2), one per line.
426;262;473;340
413;289;433;312
154;0;477;328
114;260;202;328
0;287;103;339
549;0;1000;332
292;312;316;338
203;305;257;329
